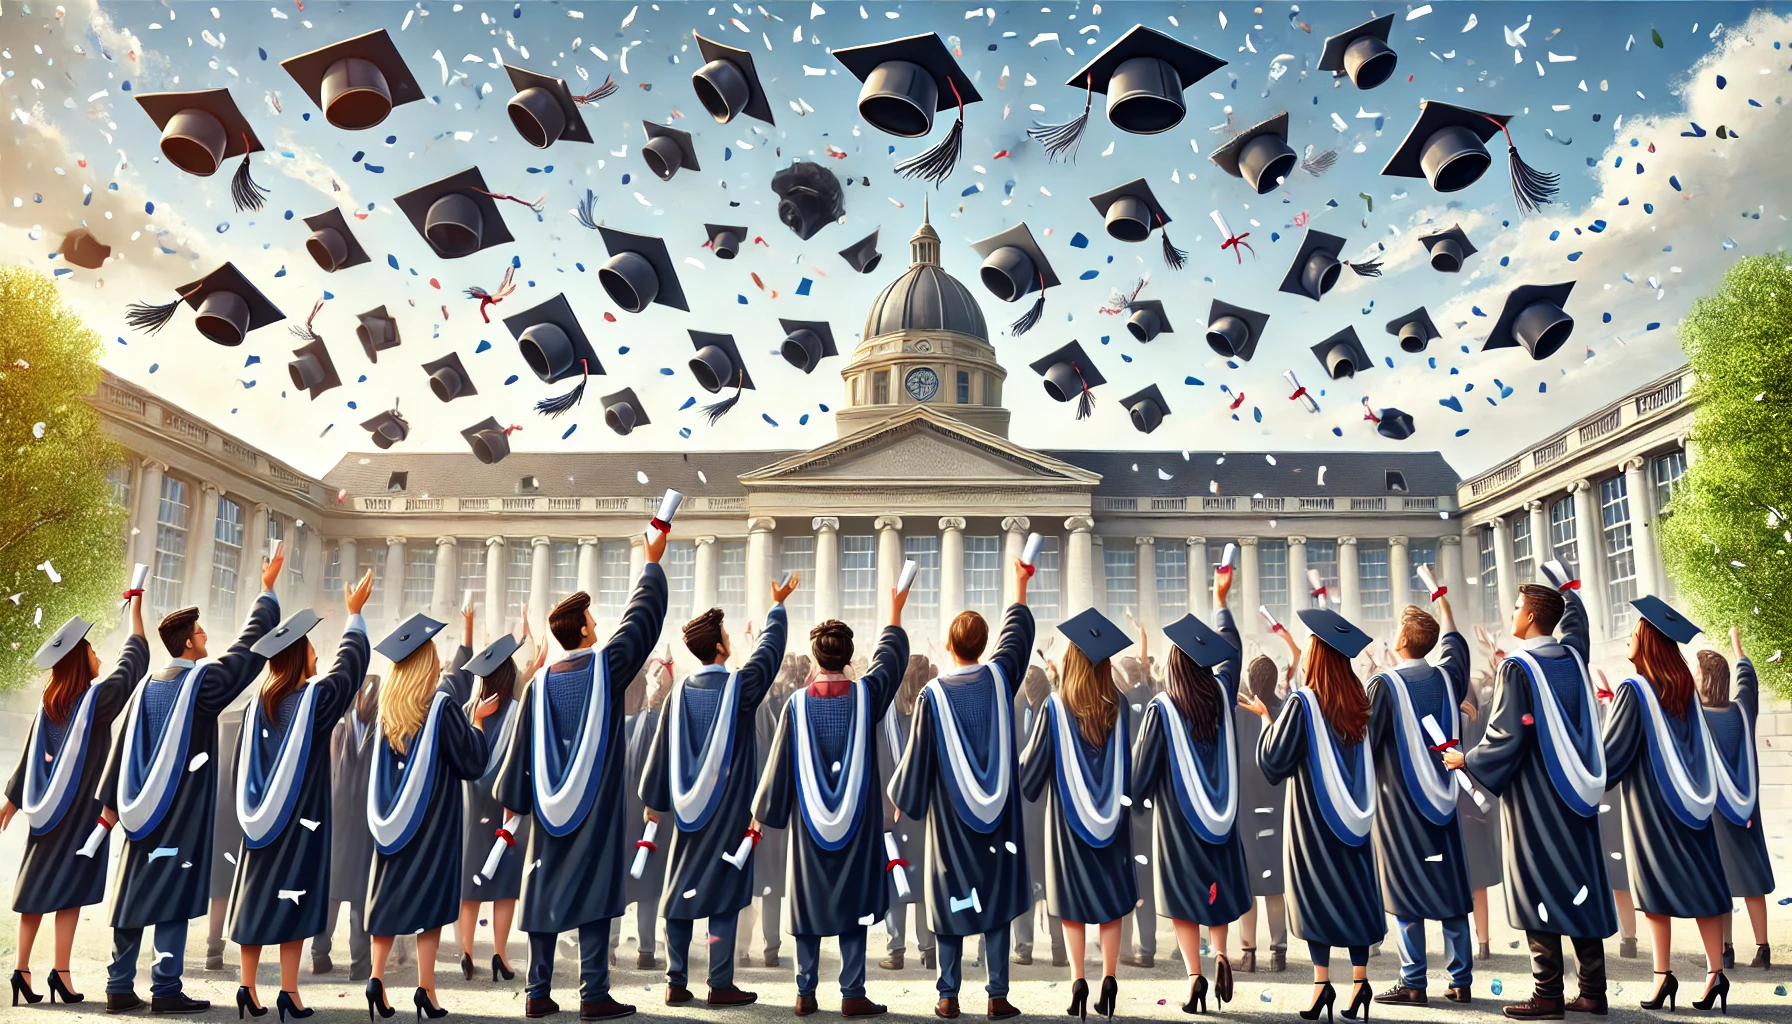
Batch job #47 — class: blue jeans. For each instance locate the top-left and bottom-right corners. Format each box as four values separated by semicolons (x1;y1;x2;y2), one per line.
795;926;867;999
1394;915;1473;989
666;912;738;990
937;928;1010;998
528;919;612;1002
107;919;188;998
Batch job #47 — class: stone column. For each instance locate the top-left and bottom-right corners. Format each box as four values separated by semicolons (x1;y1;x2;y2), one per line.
338;538;360;595
1185;538;1210;620
1001;517;1029;608
429;536;457;623
1337;537;1362;622
812;518;841;621
299;521;325;611
1238;537;1261;632
1091;535;1107;610
187;483;221;618
1526;500;1550;581
1065;517;1095;612
875;516;903;624
1490;517;1517;622
693;536;720;612
1389;536;1412;613
746;518;777;620
1287;536;1309;613
237;503;269;622
576;537;600;598
527;536;552;637
384;537;408;625
629;535;646;584
1622;457;1661;599
132;459;167;571
483;537;507;643
1135;536;1158;635
1437;535;1464;604
1569;480;1608;644
939;518;967;634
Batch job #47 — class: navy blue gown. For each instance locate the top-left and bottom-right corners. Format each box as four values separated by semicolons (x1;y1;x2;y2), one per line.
1018;691;1138;925
1705;658;1773;897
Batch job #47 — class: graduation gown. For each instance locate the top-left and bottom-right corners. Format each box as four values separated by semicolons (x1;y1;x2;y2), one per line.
226;625;370;945
1596;696;1630;893
98;591;280;928
751;694;790;902
444;645;530;904
328;683;380;906
1706;658;1773;897
1012;691;1049;901
1019;694;1138;925
1365;633;1474;922
1601;677;1731;919
1235;700;1287;897
7;634;149;914
1120;677;1156;917
638;604;787;921
496;564;667;934
876;703;925;908
1461;591;1617;939
752;626;909;937
889;604;1035;938
1455;678;1504;891
623;707;667;908
213;697;251;900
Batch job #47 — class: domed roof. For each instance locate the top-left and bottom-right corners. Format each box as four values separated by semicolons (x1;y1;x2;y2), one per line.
862;208;988;343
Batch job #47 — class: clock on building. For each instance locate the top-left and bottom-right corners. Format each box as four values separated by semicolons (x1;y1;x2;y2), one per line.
904;366;941;402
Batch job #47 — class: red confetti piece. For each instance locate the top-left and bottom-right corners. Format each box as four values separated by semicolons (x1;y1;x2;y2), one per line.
429;278;440;289
1208;882;1218;904
992;149;1010;160
603;312;617;322
77;159;87;168
750;272;765;291
1521;714;1535;726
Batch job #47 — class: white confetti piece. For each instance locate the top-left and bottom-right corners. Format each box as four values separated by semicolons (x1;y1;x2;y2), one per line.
1462;14;1478;32
1547;51;1577;62
1330;112;1349;132
37;561;61;583
682;888;698;899
278;888;306;904
1425;853;1443;862
1028;32;1059;47
1316;466;1329;486
188;752;208;772
1573;885;1589;905
1537;902;1549;923
620;5;638;29
1407;4;1433;19
148;846;178;862
299;818;320;831
802;65;828;76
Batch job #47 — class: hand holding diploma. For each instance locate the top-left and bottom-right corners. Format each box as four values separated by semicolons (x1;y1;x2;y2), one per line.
480;812;523;880
883;831;912;899
630;817;661;879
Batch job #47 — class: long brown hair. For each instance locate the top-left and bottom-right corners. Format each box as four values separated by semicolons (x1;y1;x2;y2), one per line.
1695;649;1731;709
260;641;311;723
43;638;96;727
478;658;519;706
1059;644;1119;747
1630;619;1695;718
1166;645;1225;745
896;654;929;717
1301;638;1369;744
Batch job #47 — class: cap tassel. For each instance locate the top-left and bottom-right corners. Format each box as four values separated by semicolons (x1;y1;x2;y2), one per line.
125;282;202;334
1345;257;1383;278
1487;115;1559;214
465;265;518;323
1361;398;1381;423
1158;214;1187;271
895;78;966;187
1009;272;1046;337
289;298;326;342
1072;362;1096;421
474;187;548;215
572;76;618;105
574;188;600;230
534;359;589;418
1027;74;1093;164
230;133;269;212
699;369;745;425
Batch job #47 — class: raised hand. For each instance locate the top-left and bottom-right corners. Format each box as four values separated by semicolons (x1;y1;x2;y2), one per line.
772;570;799;606
346;569;374;615
1731;626;1744;660
261;539;285;592
1215;567;1233;607
1236;691;1270;720
889;584;908;627
644;527;669;565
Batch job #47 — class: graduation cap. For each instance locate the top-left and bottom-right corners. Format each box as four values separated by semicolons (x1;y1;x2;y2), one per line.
1056;607;1133;665
1205;300;1269;361
601;387;650;436
503;64;594;149
971;223;1060;337
127;262;285;345
421;352;477;402
281;29;422;130
1484;282;1576;360
1385;306;1439;353
779;319;839;374
838;228;882;274
59;228;110;270
1029;341;1106;420
461;417;519;465
1120;384;1170;434
1087;178;1187;270
833;33;981;184
356;306;401;362
1209;112;1296;195
1064;25;1226;136
1297;608;1373;659
505;294;598;386
596;227;688;313
360;408;409;450
34;616;94;669
689;331;754;424
640;121;699;182
251;609;322;659
393;168;514;260
303;207;371;273
692;32;775;126
375;613;446;664
1124;300;1172;344
1318;14;1399;91
1163;612;1238;669
288;338;342;399
1383;101;1558;213
1417;224;1477;273
705;223;748;260
1311;326;1371;380
465;634;523;679
136;89;269;210
1631;595;1701;645
1362;401;1415;441
770;161;845;242
1278;229;1379;301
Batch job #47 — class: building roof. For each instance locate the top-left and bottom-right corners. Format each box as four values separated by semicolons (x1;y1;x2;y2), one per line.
861;207;988;342
1037;450;1461;498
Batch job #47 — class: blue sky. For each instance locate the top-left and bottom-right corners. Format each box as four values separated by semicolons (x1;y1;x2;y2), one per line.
4;1;1787;478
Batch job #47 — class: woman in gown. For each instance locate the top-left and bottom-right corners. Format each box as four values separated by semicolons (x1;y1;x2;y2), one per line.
227;571;373;1020
362;615;490;1021
1019;608;1137;1020
1455;638;1502;962
1245;608;1384;1023
1601;597;1733;1013
1699;629;1774;970
1234;654;1289;975
1;585;149;1006
1131;566;1250;1014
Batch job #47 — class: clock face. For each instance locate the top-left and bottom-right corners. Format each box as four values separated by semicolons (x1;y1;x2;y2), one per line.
904;366;941;402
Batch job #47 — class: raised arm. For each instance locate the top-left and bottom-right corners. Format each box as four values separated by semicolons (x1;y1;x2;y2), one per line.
990;590;1038;697
1435;626;1471;706
94;597;153;720
1558;588;1590;664
1599;679;1645;783
738;574;796;712
605;563;670;696
316;571;375;725
865;585;912;718
199;543;284;714
1213;566;1242;701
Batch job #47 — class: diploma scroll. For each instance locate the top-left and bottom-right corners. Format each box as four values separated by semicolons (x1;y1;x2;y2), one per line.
720;828;761;871
1422;714;1486;809
883;831;912;900
896;559;919;595
650;489;684;535
1218;542;1237;574
1417;563;1445;602
629;818;660;880
1283;370;1320;414
78;819;110;858
479;812;523;880
1259;606;1284;633
1019;533;1044;577
120;562;150;608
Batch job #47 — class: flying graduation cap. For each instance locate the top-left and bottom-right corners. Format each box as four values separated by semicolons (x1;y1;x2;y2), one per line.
1383;101;1559;214
601;387;650;436
1418;224;1477;273
834;33;982;185
1318;14;1399;90
135;89;268;210
303;207;371;273
689;331;755;424
421;351;477;402
1029;341;1106;420
59;228;111;270
1124;299;1172;343
771;161;846;241
597;228;688;313
1310;326;1372;380
461;416;520;465
1484;282;1576;360
288;337;342;399
1120;384;1171;434
505;294;600;417
1209;112;1297;195
641;121;701;181
1385;307;1439;353
503;64;595;149
779;319;839;374
970;222;1060;337
838;228;883;274
705;223;748;260
392;168;515;259
1362;400;1416;441
356;306;401;362
1087;178;1186;270
360;408;409;450
1064;25;1225;136
281;30;422;130
126;262;285;345
1205;300;1269;361
692;33;775;126
1279;229;1381;301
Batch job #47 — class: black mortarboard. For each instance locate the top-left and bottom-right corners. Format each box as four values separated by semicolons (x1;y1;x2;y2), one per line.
1163;612;1238;669
1057;607;1134;664
705;223;748;260
392;167;514;260
1029;341;1106;419
1318;14;1398;90
689;331;755;392
833;33;982;138
251;609;322;659
360;408;409;450
779;319;838;374
1088;178;1172;243
281;30;423;130
138;262;285;346
1125;299;1172;343
461;416;515;465
596;227;688;312
1067;25;1226;135
1205;300;1269;361
601;387;650;436
641;121;700;181
1311;326;1372;380
1209;112;1296;195
504;64;594;148
421;351;478;401
1120;384;1170;434
771;162;845;241
303;207;371;273
34;616;94;669
1382;101;1510;193
374;613;445;664
505;294;600;385
838;228;882;274
465;634;523;678
1484;282;1576;360
1297;608;1373;658
136;89;263;176
1373;406;1415;441
1278;229;1346;301
288;338;342;399
1632;595;1702;645
1417;224;1477;273
1385;306;1439;353
59;228;111;270
693;32;775;126
356;305;401;362
971;223;1060;304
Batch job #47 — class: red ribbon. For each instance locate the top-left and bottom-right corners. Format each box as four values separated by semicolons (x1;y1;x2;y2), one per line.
743;828;763;845
1220;231;1254;264
477;294;500;323
1311;586;1328;600
650;518;671;534
121;587;144;601
1229;392;1247;410
1288;386;1310;403
1207;882;1218;904
1520;713;1535;726
495;828;515;847
635;840;658;852
1428;738;1459;753
1430;586;1448;602
885;858;910;873
97;816;113;830
1559;579;1581;591
1020;562;1037;578
1595;687;1615;702
1270;623;1287;633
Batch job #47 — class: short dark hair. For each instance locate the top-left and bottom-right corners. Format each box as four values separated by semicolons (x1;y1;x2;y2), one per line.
1695;649;1731;708
549;591;592;649
683;607;726;662
947;611;989;662
1246;655;1279;703
810;619;855;673
1396;605;1440;658
158;606;201;658
1518;583;1565;634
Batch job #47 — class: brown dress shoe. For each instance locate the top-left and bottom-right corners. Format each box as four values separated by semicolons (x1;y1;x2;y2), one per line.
634;952;659;971
1750;943;1772;969
877;952;903;971
1373;985;1427;1005
986;996;1020;1020
795;994;819;1016
1238;949;1257;974
579;998;635;1020
1446;986;1473;1004
841;996;887;1018
525;995;561;1017
1563;993;1607;1015
707;986;758;1007
934;997;960;1019
1502;995;1565;1019
665;985;693;1006
106;992;143;1014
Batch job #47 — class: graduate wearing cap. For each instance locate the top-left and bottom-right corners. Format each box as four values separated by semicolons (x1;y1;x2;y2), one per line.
1243;607;1386;1023
223;571;374;1019
888;559;1036;1021
92;547;286;1013
878;657;941;971
493;524;670;1020
1;582;149;1006
1598;597;1734;1012
1441;568;1617;1019
1695;630;1774;972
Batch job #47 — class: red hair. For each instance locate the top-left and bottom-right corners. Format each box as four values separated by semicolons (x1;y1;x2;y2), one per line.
43;639;96;726
1629;619;1695;718
1301;638;1370;744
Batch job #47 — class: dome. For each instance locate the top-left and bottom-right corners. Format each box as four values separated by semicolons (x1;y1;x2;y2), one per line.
861;209;988;342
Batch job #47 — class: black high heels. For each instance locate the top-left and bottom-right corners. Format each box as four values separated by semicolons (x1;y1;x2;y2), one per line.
11;970;43;1006
1691;971;1728;1013
238;985;268;1018
1183;975;1209;1015
1641;970;1678;1011
47;969;82;1004
277;990;315;1021
1093;976;1117;1019
1298;982;1337;1022
1214;955;1234;1005
1340;980;1372;1023
1066;977;1088;1020
459;953;474;982
366;978;396;1023
414;987;448;1020
492;954;515;982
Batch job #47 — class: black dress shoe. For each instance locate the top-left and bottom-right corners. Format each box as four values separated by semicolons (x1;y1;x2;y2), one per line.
578;997;635;1020
107;991;144;1014
634;952;660;971
1721;943;1735;970
150;993;211;1013
1750;944;1772;969
524;996;560;1018
311;955;333;976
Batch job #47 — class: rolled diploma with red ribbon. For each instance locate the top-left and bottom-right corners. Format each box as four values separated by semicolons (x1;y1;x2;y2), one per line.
650;489;684;536
1423;713;1484;808
120;563;149;609
883;831;912;899
1307;568;1330;604
896;559;919;595
480;813;523;880
78;817;111;858
1218;542;1236;575
1417;563;1446;602
721;828;760;870
1019;533;1043;577
629;818;660;880
1283;370;1320;414
1259;606;1285;633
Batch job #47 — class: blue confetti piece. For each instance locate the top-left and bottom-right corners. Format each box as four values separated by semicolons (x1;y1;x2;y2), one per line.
1270;231;1280;242
659;367;675;376
1585;157;1598;167
1455;429;1470;437
385;135;397;145
1098;335;1111;346
1602;312;1612;323
1566;252;1582;262
576;262;586;272
1226;360;1239;370
1325;199;1339;208
960;183;983;197
504;374;519;385
1079;270;1099;280
513;2;521;16
1439;396;1463;412
121;80;131;91
799;414;810;425
1500;385;1514;399
526;166;543;174
364;164;384;173
621;173;632;185
322;291;334;301
818;403;829;412
617;345;631;355
678;397;696;411
1644;203;1655;214
1427;357;1436;368
1183;376;1204;386
1331;426;1343;436
560;423;577;440
1253;407;1262;423
245;355;261;366
724;147;733;161
274;265;287;278
762;414;779;426
387;254;400;269
1669;175;1682;191
1539;382;1548;393
1464;383;1475;392
1499;256;1510;267
51;268;72;277
1618;197;1629;206
796;278;813;295
679;427;693;439
1384;356;1395;368
887;145;896;155
1003;180;1016;197
148;363;158;373
1636;162;1645;174
144;201;154;214
1069;232;1089;248
475;340;492;353
1548;230;1560;241
1105;255;1112;264
1471;306;1486;317
1646;322;1660;330
1120;354;1133;363
1588;219;1606;232
737;294;749;304
347;400;358;409
1749;98;1762;107
351;151;365;163
1716;75;1727;89
1682;123;1707;138
1614;156;1623;169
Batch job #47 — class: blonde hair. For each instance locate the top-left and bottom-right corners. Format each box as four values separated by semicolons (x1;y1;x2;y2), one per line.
379;642;441;755
1059;644;1119;747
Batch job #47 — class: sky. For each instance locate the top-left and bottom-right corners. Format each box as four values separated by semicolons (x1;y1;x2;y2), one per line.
3;1;1788;480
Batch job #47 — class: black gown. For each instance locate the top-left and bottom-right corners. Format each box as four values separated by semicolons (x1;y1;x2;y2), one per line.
213;697;250;904
1706;658;1773;897
7;635;149;913
888;604;1035;938
444;645;529;904
1131;608;1252;925
877;703;925;912
98;592;280;929
1119;677;1157;928
1012;691;1049;910
327;683;380;908
1019;693;1139;925
752;695;790;904
1455;677;1504;891
226;626;370;945
752;626;909;936
624;707;667;913
1235;701;1287;898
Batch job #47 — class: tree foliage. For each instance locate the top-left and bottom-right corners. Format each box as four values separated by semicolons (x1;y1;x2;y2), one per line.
0;266;128;692
1659;253;1792;698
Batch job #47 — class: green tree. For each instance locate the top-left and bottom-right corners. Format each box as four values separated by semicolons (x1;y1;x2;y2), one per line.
1659;254;1792;698
0;266;128;691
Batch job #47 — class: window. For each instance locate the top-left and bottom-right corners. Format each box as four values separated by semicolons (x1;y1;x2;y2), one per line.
1031;536;1062;626
550;541;578;605
458;542;487;620
1306;539;1340;610
505;541;532;621
1259;539;1289;620
982;373;998;407
1357;542;1392;622
1601;476;1638;633
1549;495;1580;575
1103;546;1137;620
1477;526;1501;626
273;515;304;589
1407;540;1438;602
872;370;890;405
956;370;970;404
322;542;342;600
209;496;243;623
1654;450;1688;510
851;376;861;405
1155;542;1188;623
718;540;747;622
150;477;190;612
839;534;877;638
779;536;816;627
597;540;632;617
665;540;696;624
1510;514;1535;588
903;535;941;631
404;544;436;616
106;461;133;508
358;544;387;623
964;536;1002;617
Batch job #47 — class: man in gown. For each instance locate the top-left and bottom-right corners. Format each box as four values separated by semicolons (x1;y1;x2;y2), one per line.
1010;665;1064;968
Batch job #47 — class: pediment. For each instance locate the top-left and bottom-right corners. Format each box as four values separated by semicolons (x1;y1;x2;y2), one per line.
740;406;1101;487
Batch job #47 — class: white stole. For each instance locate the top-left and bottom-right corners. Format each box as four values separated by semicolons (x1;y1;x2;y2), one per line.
1292;687;1376;844
19;684;100;833
1047;692;1126;845
790;683;870;849
1374;667;1460;823
1619;675;1717;825
117;658;219;840
1509;648;1607;815
1152;690;1238;840
531;652;611;836
667;670;742;831
367;692;452;854
919;664;1011;829
1705;704;1757;825
235;681;322;847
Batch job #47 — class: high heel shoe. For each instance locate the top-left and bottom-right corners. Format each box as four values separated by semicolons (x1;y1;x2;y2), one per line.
492;954;515;982
237;986;269;1019
365;979;396;1023
1298;982;1337;1023
1641;970;1678;1011
1690;971;1728;1013
459;953;474;982
1340;980;1372;1023
47;969;82;1004
277;990;315;1021
1182;975;1208;1015
1214;955;1234;1005
11;970;43;1006
1093;976;1117;1019
1065;978;1088;1020
414;987;448;1020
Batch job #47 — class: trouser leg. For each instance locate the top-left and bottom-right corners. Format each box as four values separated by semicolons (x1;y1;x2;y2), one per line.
148;919;188;999
838;925;868;1000
1011;893;1034;957
1268;894;1289;952
936;934;963;997
984;927;1011;997
348;902;371;978
107;926;142;995
1048;913;1065;962
1136;887;1158;957
794;935;821;997
707;911;739;990
1526;930;1566;1001
735;902;757;961
577;920;612;1003
918;909;936;954
1441;916;1473;988
526;931;557;999
664;918;692;989
635;901;657;957
884;906;907;955
762;895;781;958
1393;917;1428;989
1569;934;1605;999
313;904;337;960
